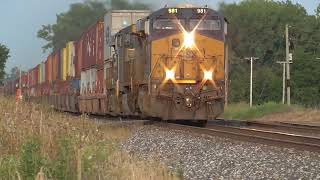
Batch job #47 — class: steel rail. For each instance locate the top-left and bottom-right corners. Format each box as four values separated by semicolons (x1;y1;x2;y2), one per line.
155;122;320;153
246;121;320;135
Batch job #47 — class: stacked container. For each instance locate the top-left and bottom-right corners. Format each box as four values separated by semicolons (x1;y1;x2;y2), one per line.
60;48;67;81
52;51;60;81
66;42;75;78
81;21;104;69
75;40;83;78
38;62;45;84
79;21;104;95
45;54;52;83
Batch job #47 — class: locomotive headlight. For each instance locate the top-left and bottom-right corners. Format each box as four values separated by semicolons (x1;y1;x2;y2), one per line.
183;32;195;48
204;70;213;80
165;69;175;80
185;97;193;108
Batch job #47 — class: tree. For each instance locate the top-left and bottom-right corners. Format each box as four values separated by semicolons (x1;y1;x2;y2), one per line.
0;43;10;83
220;0;320;106
37;0;149;52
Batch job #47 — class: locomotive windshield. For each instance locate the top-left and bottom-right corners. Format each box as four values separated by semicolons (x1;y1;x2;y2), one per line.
153;19;185;30
190;19;221;31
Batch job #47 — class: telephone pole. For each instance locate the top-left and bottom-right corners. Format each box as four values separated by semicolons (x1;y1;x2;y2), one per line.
245;57;259;107
276;61;286;104
285;24;291;106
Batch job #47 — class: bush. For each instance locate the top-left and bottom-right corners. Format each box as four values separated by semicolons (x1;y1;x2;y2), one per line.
19;137;46;180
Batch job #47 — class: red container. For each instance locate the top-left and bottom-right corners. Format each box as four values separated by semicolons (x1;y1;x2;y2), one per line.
27;70;32;87
21;74;28;88
45;54;52;83
74;40;83;78
81;21;104;69
33;65;39;87
97;68;104;93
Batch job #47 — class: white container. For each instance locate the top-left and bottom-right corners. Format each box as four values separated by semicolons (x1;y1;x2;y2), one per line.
104;10;151;61
80;71;87;95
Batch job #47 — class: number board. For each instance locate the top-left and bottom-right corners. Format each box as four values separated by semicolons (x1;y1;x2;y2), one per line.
196;8;207;14
168;8;178;14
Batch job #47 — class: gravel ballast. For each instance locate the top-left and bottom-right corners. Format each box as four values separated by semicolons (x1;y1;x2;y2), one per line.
123;126;320;179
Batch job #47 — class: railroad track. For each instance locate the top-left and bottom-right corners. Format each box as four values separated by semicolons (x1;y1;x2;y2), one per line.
155;122;320;153
211;119;320;136
66;111;320;152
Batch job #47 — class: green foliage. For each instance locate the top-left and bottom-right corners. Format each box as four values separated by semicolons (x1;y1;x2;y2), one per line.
220;0;320;106
223;102;296;120
51;138;75;180
0;155;20;179
82;143;113;179
37;0;149;51
19;137;46;180
0;43;10;83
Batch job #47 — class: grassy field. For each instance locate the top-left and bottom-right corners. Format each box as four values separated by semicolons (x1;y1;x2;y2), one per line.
0;96;179;180
223;102;302;120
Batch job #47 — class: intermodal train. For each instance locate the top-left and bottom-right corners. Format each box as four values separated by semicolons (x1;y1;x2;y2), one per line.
2;4;228;125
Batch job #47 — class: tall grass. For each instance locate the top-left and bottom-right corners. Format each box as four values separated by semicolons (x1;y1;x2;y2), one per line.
223;102;300;120
0;96;179;180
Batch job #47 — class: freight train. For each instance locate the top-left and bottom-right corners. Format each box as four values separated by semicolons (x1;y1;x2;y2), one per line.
2;5;228;125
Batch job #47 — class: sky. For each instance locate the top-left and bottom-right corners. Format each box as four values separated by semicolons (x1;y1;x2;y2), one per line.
0;0;319;72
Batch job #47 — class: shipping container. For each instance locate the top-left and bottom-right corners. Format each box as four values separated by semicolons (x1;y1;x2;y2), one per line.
80;71;87;95
52;51;60;81
75;40;83;78
97;68;104;93
104;10;150;60
45;54;52;83
81;21;104;69
60;48;67;80
80;68;97;95
21;73;28;88
32;65;39;87
66;41;75;78
39;62;45;84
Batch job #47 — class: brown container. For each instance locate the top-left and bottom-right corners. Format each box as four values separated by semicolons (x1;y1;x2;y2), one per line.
75;40;83;78
81;21;104;69
97;68;104;93
30;66;39;87
45;54;53;83
52;51;59;81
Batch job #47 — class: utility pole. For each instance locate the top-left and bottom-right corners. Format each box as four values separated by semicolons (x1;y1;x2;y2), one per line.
245;57;259;107
276;61;286;104
285;24;291;106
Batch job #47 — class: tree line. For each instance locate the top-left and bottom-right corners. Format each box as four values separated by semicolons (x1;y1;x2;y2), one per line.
220;0;320;107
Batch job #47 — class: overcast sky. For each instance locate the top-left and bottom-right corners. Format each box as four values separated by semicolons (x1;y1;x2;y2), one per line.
0;0;319;72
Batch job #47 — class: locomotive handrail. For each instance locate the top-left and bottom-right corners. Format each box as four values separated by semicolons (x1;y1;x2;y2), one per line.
148;55;165;94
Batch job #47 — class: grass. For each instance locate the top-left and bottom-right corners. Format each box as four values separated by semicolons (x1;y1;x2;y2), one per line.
0;96;179;180
223;102;301;120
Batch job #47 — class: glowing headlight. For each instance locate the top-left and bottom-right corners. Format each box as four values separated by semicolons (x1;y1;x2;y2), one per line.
204;70;213;80
183;32;194;48
166;69;175;80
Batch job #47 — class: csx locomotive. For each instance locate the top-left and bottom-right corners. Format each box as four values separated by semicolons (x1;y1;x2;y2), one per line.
5;5;228;126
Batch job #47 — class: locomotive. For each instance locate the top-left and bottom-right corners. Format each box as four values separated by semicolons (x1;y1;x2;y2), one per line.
4;5;228;125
